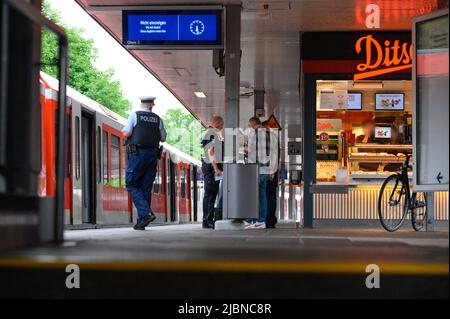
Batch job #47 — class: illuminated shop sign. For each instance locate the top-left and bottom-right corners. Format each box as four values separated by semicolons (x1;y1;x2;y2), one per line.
354;35;413;80
301;32;412;79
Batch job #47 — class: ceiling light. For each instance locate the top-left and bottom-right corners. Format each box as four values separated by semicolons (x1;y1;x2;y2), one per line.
194;92;207;98
173;67;191;77
352;81;384;89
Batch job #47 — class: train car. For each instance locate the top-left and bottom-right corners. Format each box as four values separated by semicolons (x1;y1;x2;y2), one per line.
39;71;202;228
163;143;203;224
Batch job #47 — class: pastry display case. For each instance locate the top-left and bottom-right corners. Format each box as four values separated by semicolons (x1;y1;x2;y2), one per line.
348;143;413;184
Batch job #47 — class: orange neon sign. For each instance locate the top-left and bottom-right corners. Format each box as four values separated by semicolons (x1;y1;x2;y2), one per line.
354;35;413;80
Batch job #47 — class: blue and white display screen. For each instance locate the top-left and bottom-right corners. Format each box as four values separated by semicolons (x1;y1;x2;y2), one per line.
122;10;222;47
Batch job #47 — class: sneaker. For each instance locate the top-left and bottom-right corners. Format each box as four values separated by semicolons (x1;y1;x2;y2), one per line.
254;222;266;229
244;221;255;229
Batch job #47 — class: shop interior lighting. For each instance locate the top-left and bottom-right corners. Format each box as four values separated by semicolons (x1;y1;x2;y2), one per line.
352;81;384;89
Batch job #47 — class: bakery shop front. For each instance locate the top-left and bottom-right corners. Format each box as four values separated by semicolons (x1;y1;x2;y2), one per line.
301;31;448;227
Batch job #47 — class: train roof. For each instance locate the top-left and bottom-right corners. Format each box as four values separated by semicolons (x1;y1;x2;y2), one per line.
162;142;201;167
39;71;127;126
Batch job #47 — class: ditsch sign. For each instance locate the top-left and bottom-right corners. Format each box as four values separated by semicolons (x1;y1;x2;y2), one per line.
354;34;413;80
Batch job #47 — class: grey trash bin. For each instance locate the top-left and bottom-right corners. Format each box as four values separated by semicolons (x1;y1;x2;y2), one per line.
223;163;259;219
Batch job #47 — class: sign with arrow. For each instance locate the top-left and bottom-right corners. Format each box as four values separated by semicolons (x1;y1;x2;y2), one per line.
437;172;443;184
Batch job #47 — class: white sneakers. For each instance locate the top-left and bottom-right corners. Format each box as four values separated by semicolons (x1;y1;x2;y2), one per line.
244;221;266;229
244;221;254;229
254;222;266;229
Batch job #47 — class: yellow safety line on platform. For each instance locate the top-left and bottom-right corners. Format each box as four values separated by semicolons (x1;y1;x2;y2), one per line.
0;258;448;275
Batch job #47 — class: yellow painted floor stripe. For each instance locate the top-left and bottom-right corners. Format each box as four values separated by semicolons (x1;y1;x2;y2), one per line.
0;258;448;275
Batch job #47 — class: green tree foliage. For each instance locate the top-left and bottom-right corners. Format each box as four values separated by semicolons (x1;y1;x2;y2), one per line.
162;108;205;160
40;1;131;117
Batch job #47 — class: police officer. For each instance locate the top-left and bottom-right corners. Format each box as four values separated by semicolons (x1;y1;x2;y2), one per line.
122;96;166;230
201;116;224;229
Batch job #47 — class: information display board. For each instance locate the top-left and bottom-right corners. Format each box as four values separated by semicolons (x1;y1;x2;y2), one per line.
347;92;362;110
374;126;392;139
375;93;405;110
122;9;223;49
413;9;449;191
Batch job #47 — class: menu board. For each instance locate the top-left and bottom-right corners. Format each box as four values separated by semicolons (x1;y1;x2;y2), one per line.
347;93;362;110
375;93;405;110
374;126;392;139
320;90;348;109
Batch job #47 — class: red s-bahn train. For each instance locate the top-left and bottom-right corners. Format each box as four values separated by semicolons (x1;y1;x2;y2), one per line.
39;72;203;228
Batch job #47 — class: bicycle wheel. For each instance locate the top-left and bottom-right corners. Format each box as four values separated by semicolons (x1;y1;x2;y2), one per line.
412;192;427;231
378;174;408;232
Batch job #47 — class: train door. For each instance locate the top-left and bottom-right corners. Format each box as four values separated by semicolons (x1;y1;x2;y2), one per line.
94;117;103;223
178;164;191;222
81;111;95;223
192;166;198;222
71;101;82;224
169;158;178;222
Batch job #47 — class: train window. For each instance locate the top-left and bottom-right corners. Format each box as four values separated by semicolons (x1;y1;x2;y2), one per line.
153;163;160;194
180;167;186;198
55;111;71;179
110;134;120;187
121;142;126;188
65;114;71;178
75;116;80;180
103;131;109;184
96;127;101;184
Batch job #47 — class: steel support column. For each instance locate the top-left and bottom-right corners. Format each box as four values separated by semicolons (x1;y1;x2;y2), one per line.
426;192;435;232
223;4;241;219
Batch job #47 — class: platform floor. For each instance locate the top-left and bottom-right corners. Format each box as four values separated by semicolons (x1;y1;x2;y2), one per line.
0;224;448;298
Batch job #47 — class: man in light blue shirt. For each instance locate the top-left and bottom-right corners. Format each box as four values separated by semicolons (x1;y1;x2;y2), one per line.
122;96;166;230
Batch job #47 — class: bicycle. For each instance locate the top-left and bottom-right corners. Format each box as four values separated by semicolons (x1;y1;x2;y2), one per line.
377;154;427;232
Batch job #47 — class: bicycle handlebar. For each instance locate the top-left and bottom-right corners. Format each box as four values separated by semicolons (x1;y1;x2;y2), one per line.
405;154;411;167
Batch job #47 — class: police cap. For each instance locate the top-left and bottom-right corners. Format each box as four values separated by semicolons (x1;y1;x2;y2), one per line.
140;96;156;104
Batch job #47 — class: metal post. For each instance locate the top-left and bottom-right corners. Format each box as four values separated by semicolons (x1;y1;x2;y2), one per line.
223;4;241;219
279;130;285;220
0;1;9;168
302;75;316;228
286;180;292;219
54;37;68;242
426;192;435;232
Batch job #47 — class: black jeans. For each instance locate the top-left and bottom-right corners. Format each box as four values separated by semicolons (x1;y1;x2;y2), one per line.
202;164;219;224
266;177;278;227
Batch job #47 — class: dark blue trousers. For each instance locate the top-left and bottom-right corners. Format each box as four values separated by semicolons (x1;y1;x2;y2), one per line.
202;163;219;224
266;177;278;227
125;148;158;224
